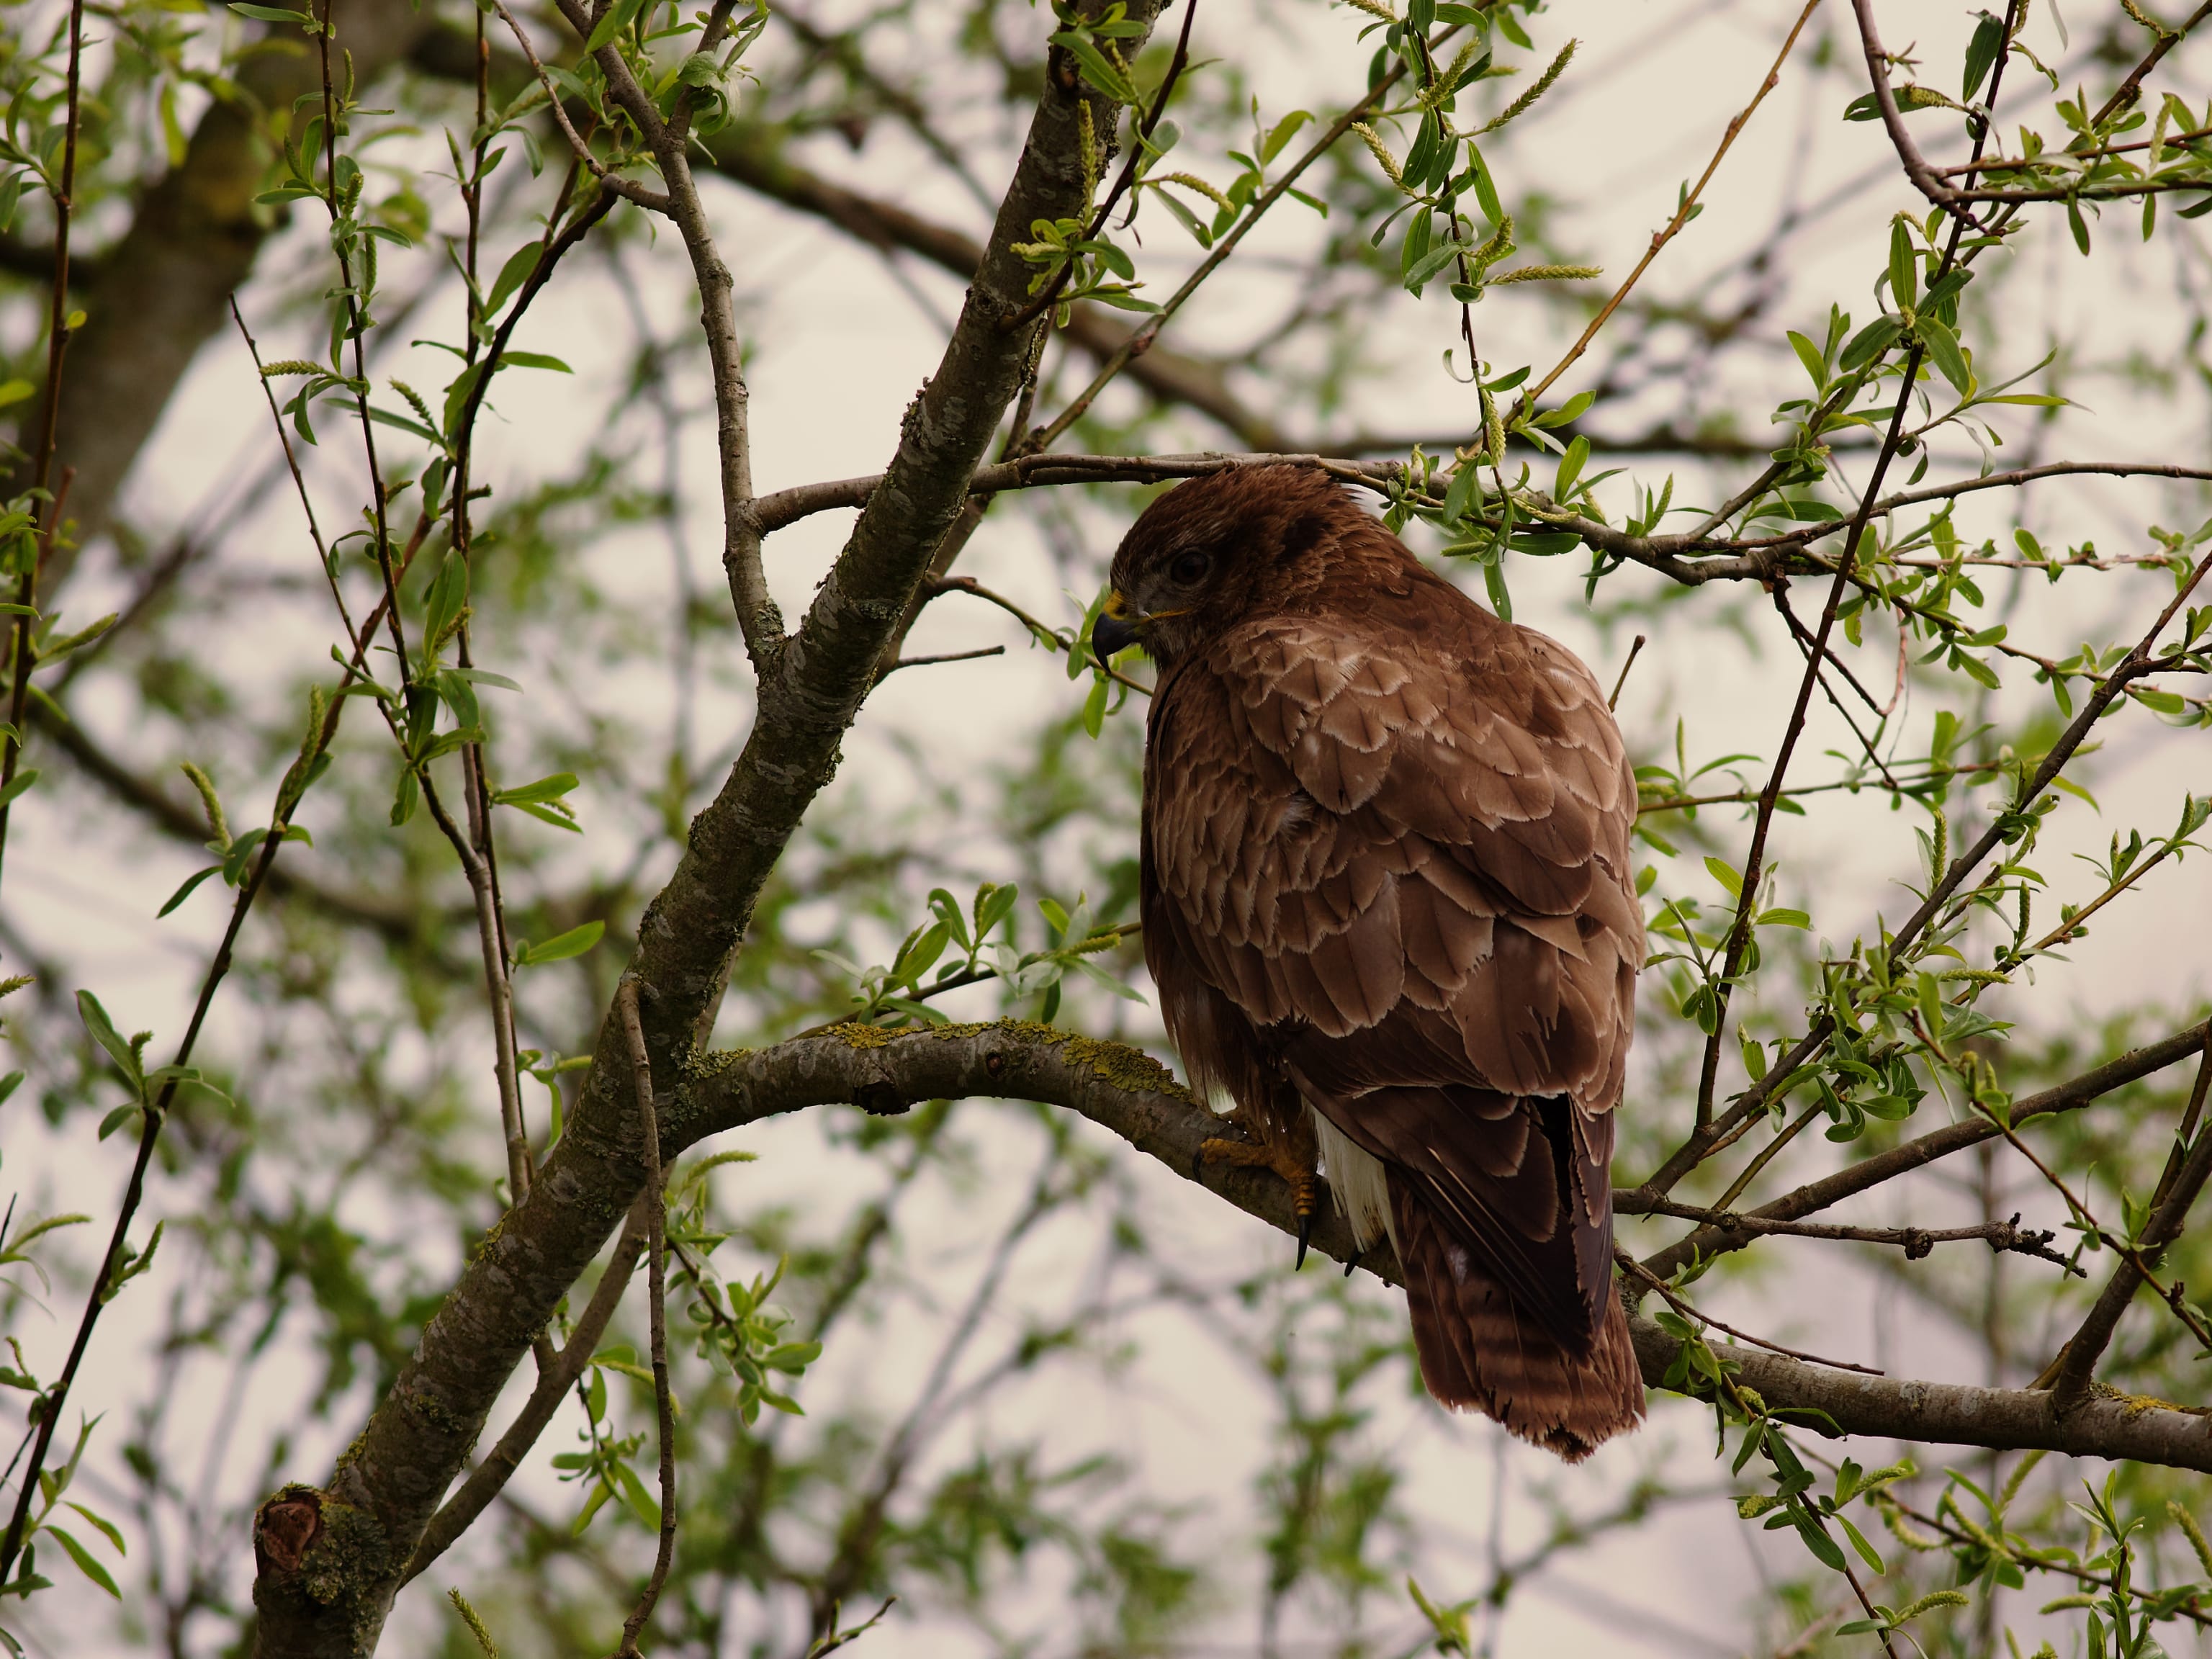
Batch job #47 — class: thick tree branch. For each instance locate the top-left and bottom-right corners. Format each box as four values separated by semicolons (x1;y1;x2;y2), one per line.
686;1026;2212;1471
248;13;1168;1650
253;1013;2212;1654
399;1197;649;1584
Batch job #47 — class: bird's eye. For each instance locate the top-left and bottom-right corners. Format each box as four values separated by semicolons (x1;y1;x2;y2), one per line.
1168;549;1211;587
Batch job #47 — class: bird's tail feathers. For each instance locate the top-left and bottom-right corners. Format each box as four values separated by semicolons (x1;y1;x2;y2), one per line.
1394;1181;1643;1462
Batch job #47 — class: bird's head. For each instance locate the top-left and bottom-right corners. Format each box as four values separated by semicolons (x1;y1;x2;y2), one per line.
1092;465;1370;671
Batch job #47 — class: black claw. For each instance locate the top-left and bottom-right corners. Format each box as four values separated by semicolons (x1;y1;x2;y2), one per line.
1191;1145;1208;1182
1295;1210;1315;1271
1342;1246;1362;1279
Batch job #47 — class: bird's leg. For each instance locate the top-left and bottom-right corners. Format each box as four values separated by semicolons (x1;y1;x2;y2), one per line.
1197;1087;1320;1265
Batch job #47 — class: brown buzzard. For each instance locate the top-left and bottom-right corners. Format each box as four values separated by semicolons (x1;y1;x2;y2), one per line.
1093;466;1645;1460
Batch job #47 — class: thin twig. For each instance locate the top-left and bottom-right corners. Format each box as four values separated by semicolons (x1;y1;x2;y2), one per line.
1847;0;1987;219
2090;0;2212;127
926;575;1150;694
1689;337;1928;1131
615;980;676;1655
1939;123;2212;176
1639;761;2004;817
873;644;1006;681
0;0;88;891
1030;37;1425;451
0;729;328;1582
1621;1197;2069;1267
1616;1250;1884;1375
1607;634;1646;712
1509;0;1823;423
1631;1018;2212;1287
489;0;670;212
2002;829;2198;969
2042;1031;2212;1404
444;171;618;1247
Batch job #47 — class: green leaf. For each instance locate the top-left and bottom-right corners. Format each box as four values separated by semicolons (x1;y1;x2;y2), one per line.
1261;109;1312;163
1048;30;1139;104
498;350;572;374
1786;329;1827;387
62;1503;124;1557
0;768;35;811
505;800;583;832
585;0;648;53
609;1457;661;1531
1792;1512;1848;1571
483;240;545;317
1482;558;1511;621
1465;145;1502;225
1403;237;1471;294
42;1527;117;1599
366;405;444;447
228;1;315;21
1554;433;1590;500
513;920;606;968
1835;1512;1887;1575
1704;856;1743;899
75;991;143;1092
421;553;469;661
493;771;578;805
1918;315;1971;392
1887;217;1918;310
0;380;34;410
1838;315;1902;371
1151;186;1213;248
96;1102;142;1141
1962;9;2005;101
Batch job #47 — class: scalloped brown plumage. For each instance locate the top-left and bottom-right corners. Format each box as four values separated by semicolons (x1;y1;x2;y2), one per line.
1098;466;1645;1460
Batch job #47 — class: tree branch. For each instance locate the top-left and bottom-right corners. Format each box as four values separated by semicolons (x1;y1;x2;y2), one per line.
2045;1031;2212;1407
248;12;1169;1649
1631;1018;2212;1283
399;1197;649;1585
1847;0;1976;215
381;1025;2212;1479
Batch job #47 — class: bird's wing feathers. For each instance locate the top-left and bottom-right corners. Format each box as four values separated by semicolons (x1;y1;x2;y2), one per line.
1142;573;1642;1342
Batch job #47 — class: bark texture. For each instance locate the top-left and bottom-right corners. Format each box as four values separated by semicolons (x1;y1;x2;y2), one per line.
248;9;1166;1650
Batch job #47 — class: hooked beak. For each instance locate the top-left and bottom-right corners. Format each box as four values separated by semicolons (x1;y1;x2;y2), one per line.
1092;590;1142;662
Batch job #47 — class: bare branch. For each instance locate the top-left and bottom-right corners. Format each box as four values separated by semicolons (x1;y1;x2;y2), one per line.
614;981;676;1654
1621;1197;2069;1268
1511;0;1823;421
2046;1033;2212;1406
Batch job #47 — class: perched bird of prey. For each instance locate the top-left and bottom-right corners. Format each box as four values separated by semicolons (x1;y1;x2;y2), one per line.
1092;466;1645;1460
